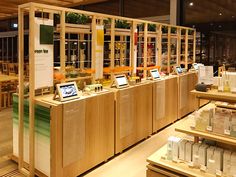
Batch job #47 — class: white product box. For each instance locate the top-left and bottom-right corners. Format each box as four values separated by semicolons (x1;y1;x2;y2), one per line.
227;72;236;93
199;144;209;167
167;136;175;160
192;143;201;168
214;148;223;173
179;139;188;161
230;152;236;176
223;150;231;176
207;146;216;174
172;137;181;161
185;141;194;163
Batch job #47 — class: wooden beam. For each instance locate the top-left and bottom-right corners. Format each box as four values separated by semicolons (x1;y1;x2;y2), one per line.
18;6;24;172
29;3;35;177
60;10;66;79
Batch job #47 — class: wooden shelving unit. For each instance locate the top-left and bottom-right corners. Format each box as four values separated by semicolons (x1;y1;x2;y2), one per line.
147;145;215;177
175;118;236;146
147;89;236;177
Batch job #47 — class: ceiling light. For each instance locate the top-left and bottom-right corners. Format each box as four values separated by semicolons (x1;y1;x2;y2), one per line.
189;2;194;6
232;15;235;18
219;12;222;16
218;25;222;28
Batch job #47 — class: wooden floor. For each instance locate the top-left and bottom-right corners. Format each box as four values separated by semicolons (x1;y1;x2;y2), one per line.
0;108;25;177
0;108;188;177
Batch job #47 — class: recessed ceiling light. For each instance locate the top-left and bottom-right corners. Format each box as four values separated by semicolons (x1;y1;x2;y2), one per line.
210;23;214;26
219;12;222;16
189;2;194;6
218;25;222;28
232;15;235;18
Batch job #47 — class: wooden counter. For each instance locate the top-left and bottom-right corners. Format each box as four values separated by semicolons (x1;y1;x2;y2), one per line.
110;81;153;154
152;76;178;133
13;91;115;177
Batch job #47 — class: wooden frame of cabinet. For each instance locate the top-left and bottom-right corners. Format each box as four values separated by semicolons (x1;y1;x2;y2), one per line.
18;3;196;176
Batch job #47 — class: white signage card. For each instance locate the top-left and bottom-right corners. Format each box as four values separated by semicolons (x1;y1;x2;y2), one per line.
198;66;214;85
95;25;104;79
34;18;54;89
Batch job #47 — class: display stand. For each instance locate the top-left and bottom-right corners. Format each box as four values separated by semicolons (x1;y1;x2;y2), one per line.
17;2;197;177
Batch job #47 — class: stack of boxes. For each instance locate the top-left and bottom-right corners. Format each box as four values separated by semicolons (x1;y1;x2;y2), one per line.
194;106;236;138
166;136;236;176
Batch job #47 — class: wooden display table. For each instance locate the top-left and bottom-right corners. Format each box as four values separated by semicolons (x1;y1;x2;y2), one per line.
152;76;178;133
13;91;115;177
109;81;153;154
191;89;236;108
146;145;214;177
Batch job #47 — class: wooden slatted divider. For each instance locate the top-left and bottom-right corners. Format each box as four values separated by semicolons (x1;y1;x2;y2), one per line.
143;23;147;78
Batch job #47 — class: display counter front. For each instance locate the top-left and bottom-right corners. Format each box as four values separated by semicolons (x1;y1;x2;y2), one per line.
109;81;153;154
13;91;115;177
152;76;178;133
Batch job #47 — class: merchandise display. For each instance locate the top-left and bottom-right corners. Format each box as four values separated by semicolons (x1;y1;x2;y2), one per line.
14;2;197;177
164;136;235;176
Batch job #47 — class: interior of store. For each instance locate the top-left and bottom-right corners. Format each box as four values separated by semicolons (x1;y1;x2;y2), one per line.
0;0;235;177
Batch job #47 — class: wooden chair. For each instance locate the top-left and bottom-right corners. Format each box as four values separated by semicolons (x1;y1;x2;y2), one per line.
8;63;16;76
0;82;10;109
2;62;9;75
14;63;18;75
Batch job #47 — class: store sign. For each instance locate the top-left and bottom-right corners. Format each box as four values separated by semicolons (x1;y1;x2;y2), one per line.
198;66;214;85
34;18;54;89
95;25;104;79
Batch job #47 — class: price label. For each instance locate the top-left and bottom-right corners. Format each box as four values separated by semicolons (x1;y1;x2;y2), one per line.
224;129;230;135
200;165;207;172
207;126;213;131
216;169;222;176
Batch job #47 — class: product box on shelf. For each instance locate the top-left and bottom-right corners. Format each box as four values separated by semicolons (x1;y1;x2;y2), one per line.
231;111;236;137
192;143;201;168
207;146;216;174
195;108;214;132
223;150;231;176
230;152;236;176
213;108;231;135
214;148;223;174
199;144;209;168
185;141;194;163
166;136;181;161
179;139;188;161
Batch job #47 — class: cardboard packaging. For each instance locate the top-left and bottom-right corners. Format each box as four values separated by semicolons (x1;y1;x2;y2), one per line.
185;141;194;163
198;144;209;167
213;108;231;135
230;152;236;176
207;146;216;174
231;111;236;138
195;108;214;132
223;150;231;176
214;148;223;172
179;139;188;161
172;137;181;161
167;136;181;161
192;143;201;168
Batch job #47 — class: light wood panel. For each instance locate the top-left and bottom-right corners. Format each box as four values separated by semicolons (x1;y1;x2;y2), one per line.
152;76;178;133
59;92;115;177
114;82;153;154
